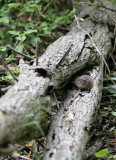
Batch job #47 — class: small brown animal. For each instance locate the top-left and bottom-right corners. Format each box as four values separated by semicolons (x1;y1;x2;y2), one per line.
76;75;93;91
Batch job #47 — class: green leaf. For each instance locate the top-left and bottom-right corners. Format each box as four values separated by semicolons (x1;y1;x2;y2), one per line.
8;3;20;9
15;44;25;52
25;113;34;118
73;1;78;8
2;73;14;83
40;22;48;28
19;6;35;16
2;76;9;80
22;121;45;136
113;155;116;159
54;17;63;24
103;107;112;111
35;5;41;13
5;55;16;62
0;46;6;52
106;77;116;80
30;37;41;47
23;29;37;35
111;112;116;116
18;22;37;29
40;106;54;115
13;69;19;76
16;35;26;42
106;88;116;94
114;129;116;137
8;30;20;36
95;149;109;158
0;17;9;24
43;30;51;35
34;0;41;3
36;122;45;136
38;33;52;37
104;107;109;110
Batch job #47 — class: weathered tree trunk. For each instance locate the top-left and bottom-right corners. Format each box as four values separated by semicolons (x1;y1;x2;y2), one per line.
0;0;115;159
43;2;116;160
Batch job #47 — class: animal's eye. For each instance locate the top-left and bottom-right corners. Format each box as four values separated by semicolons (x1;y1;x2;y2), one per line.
78;81;81;85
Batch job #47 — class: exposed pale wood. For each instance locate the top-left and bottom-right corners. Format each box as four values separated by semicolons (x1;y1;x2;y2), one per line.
43;66;103;160
0;0;115;159
43;1;115;160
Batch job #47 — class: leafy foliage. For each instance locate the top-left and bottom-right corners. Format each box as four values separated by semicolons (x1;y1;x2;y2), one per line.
23;98;53;137
95;149;109;158
95;149;116;159
0;0;74;57
0;0;75;83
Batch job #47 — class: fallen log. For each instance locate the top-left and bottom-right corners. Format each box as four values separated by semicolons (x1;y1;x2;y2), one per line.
0;26;102;148
0;1;115;159
43;1;116;160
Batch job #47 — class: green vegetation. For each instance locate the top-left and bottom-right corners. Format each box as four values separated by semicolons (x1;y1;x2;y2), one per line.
0;0;116;158
0;0;116;83
0;0;75;83
0;0;74;56
95;149;116;159
23;97;53;137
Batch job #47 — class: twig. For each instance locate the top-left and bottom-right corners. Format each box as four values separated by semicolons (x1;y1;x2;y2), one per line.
37;139;44;149
74;14;110;74
52;91;60;109
56;44;74;68
97;0;116;12
41;0;53;15
78;1;116;12
82;138;104;160
36;40;39;66
12;153;32;160
6;45;33;60
78;1;116;23
33;0;54;24
18;154;32;160
1;57;18;82
33;0;53;22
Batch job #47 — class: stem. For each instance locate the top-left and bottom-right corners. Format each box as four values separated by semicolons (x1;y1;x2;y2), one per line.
6;45;33;60
36;40;39;66
1;57;18;82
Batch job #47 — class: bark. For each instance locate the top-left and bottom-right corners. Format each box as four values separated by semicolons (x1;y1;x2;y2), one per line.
0;27;99;147
43;2;115;160
0;0;115;159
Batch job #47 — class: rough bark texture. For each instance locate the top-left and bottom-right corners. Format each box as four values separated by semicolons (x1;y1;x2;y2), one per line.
0;0;115;159
43;2;115;160
0;59;52;146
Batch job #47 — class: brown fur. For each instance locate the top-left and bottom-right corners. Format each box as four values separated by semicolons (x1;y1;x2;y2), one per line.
76;75;93;90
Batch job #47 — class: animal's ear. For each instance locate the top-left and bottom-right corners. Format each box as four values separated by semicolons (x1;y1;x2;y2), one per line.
77;77;79;81
85;77;88;82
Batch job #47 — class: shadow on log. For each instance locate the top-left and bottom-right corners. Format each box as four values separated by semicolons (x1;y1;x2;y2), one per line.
43;1;115;160
0;0;115;159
